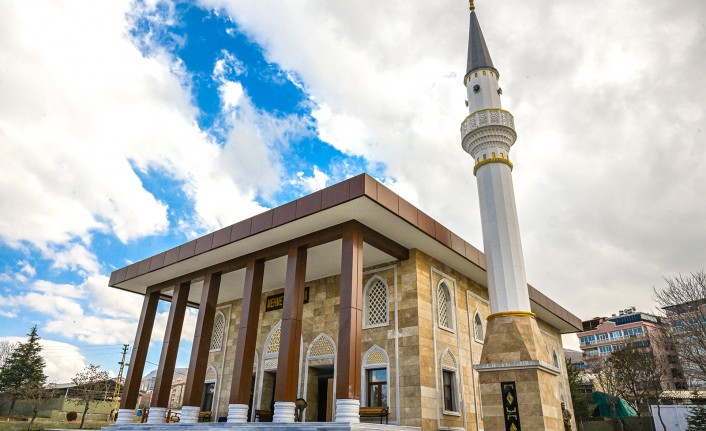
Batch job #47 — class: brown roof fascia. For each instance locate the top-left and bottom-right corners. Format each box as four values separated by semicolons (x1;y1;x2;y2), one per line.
108;173;580;330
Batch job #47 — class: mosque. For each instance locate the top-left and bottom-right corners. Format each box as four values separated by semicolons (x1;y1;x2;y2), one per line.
109;3;580;430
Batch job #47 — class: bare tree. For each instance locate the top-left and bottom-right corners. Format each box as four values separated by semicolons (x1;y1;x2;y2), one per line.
654;271;706;386
592;357;623;431
71;365;110;429
0;341;17;370
610;345;667;431
17;382;56;431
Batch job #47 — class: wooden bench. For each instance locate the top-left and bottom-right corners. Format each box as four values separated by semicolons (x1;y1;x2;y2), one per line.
359;406;388;424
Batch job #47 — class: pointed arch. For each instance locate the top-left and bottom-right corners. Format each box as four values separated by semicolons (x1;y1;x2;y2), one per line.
437;280;455;331
302;333;338;421
363;275;389;328
440;348;457;371
439;348;459;413
205;364;217;383
263;320;282;371
361;345;390;408
210;310;226;352
307;333;336;360
473;310;484;343
552;349;560;368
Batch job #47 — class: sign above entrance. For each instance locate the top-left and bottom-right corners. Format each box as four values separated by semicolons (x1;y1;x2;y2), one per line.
265;287;310;312
501;381;521;431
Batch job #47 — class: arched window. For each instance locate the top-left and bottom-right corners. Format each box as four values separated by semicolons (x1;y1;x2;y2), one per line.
440;349;459;413
437;281;454;331
362;345;390;408
363;276;389;328
473;311;484;342
210;311;226;352
263;321;282;371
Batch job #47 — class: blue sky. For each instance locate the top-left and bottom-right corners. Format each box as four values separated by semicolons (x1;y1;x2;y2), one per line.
1;0;705;381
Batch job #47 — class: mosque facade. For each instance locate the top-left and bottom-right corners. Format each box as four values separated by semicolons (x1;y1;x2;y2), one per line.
109;5;579;431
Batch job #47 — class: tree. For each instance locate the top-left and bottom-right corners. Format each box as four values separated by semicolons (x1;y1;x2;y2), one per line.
654;271;706;385
0;341;17;369
71;364;111;429
566;357;589;420
592;357;623;431
17;382;56;430
687;392;706;431
609;345;666;431
0;326;46;415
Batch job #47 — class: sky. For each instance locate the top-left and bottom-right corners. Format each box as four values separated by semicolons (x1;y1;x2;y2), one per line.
0;0;704;382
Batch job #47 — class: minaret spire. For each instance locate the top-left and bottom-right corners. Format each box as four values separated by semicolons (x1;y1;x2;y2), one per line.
469;0;475;11
460;4;526;315
459;5;566;429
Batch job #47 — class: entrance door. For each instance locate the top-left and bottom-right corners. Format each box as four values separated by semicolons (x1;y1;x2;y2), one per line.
201;382;215;413
316;368;334;421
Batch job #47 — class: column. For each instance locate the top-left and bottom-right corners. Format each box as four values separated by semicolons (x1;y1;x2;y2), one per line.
227;258;265;423
116;290;160;425
181;272;221;423
272;245;307;423
147;281;190;424
335;224;364;422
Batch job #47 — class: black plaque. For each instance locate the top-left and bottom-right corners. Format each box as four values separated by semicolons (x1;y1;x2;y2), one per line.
265;286;310;312
501;381;521;431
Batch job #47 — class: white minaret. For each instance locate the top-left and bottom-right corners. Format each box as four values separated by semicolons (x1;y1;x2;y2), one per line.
460;2;530;315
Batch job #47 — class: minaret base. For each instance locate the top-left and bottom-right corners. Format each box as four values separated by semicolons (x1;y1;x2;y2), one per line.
476;314;565;431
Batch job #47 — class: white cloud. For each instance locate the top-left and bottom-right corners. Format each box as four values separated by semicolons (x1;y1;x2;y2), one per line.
294;166;330;193
199;0;706;322
45;243;101;275
18;261;36;278
0;337;87;383
0;0;313;262
219;80;245;110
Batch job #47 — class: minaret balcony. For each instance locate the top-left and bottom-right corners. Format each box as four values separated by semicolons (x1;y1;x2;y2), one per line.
460;108;517;156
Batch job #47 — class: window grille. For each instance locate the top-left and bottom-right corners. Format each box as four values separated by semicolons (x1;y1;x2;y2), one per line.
474;312;484;342
438;283;453;330
210;312;225;351
309;334;335;358
365;277;388;327
266;326;281;354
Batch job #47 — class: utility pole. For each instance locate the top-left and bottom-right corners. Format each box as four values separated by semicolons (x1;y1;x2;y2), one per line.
111;344;129;420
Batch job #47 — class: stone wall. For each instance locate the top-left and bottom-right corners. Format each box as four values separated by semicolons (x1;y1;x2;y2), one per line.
198;248;572;430
207;260;408;424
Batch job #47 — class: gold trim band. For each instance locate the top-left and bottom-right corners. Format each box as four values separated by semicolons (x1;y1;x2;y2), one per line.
474;157;513;175
487;311;537;321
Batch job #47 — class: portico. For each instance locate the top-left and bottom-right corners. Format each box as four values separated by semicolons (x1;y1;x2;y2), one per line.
109;174;581;430
115;214;408;424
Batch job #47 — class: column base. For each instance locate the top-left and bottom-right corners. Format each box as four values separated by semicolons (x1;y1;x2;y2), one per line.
227;404;249;423
146;407;167;424
180;405;201;424
115;409;135;425
335;399;360;423
272;401;296;423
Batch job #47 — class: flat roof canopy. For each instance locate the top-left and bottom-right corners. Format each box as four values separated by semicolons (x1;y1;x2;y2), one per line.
110;174;581;333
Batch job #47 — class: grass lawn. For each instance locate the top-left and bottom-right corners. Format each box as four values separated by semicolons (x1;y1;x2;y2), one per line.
0;418;112;431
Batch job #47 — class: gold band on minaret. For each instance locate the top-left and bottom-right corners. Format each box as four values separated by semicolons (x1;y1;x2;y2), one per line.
469;0;475;11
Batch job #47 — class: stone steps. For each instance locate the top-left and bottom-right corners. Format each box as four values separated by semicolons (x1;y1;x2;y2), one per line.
104;423;419;431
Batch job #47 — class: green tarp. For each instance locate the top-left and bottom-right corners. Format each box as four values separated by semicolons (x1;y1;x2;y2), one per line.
591;391;638;418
